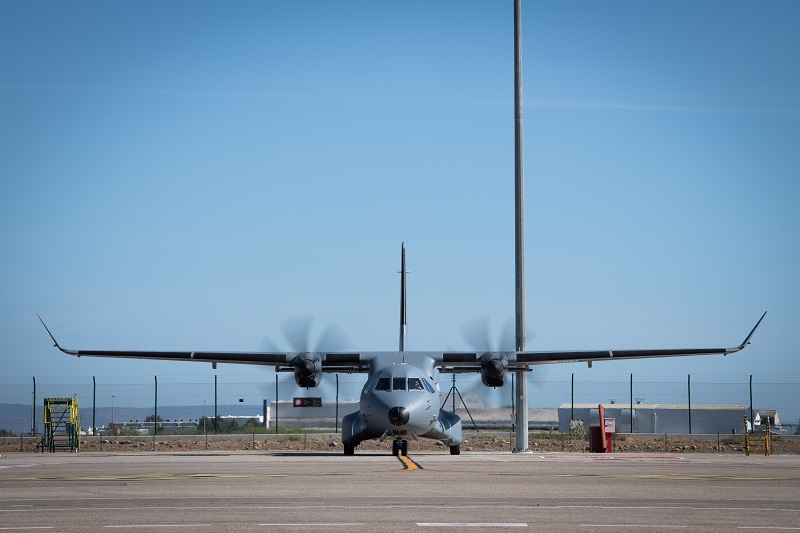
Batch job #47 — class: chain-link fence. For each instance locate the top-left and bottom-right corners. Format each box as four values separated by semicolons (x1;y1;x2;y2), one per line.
1;373;797;437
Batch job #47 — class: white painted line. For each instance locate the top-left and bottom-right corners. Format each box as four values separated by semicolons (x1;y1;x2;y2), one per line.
417;524;528;528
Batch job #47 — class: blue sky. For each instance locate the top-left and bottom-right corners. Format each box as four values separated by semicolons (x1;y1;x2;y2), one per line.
1;1;798;388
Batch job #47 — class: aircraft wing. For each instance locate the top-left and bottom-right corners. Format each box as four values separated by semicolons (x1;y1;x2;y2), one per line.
514;310;766;366
438;311;766;372
37;315;371;373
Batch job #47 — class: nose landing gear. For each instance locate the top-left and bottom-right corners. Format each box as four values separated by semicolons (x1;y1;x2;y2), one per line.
392;439;408;456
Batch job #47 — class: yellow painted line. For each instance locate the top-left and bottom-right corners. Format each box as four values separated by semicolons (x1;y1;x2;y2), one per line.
397;455;422;471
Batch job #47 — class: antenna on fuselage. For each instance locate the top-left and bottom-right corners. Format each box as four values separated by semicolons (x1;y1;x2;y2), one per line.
399;242;407;352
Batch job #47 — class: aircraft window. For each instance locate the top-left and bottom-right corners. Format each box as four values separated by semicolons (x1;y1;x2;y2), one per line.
392;377;406;391
422;379;436;394
408;378;424;391
375;377;391;392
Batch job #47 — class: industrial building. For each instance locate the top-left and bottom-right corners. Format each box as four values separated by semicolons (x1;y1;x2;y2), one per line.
558;403;748;435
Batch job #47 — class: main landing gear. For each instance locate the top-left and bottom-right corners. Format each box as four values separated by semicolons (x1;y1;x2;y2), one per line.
392;439;408;456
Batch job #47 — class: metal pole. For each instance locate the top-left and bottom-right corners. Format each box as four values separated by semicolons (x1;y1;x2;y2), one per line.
511;373;515;418
92;376;96;436
571;373;574;421
630;373;633;433
32;376;36;435
510;373;516;433
749;374;753;434
275;374;279;434
452;374;457;414
335;374;339;433
687;374;692;435
214;374;218;435
513;0;529;454
154;375;158;437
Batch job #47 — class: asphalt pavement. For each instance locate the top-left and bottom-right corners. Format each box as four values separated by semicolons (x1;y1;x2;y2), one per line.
1;451;799;531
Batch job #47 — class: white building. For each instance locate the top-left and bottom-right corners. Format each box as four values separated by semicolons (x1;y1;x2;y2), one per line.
558;403;748;434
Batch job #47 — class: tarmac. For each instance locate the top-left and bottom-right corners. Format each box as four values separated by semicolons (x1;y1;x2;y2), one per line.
1;450;799;532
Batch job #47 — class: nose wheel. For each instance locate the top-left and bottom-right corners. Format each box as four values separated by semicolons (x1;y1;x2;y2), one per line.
392;439;408;456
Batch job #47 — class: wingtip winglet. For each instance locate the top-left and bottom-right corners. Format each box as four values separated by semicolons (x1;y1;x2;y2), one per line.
733;311;767;353
37;314;76;355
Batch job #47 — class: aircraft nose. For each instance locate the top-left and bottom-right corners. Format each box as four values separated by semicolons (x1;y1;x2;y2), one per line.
388;406;410;427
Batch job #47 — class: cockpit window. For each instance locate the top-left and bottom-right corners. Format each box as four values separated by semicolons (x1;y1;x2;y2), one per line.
408;377;424;391
392;377;406;391
422;379;436;394
375;377;391;391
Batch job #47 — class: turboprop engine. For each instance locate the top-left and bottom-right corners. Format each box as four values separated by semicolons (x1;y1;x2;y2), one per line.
294;353;322;388
480;352;508;388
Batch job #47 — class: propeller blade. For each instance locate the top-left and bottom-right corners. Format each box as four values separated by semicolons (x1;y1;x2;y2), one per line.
461;316;492;352
282;315;314;352
499;318;515;351
316;323;354;352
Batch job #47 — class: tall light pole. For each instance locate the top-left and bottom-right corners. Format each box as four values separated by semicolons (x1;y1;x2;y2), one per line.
513;0;529;453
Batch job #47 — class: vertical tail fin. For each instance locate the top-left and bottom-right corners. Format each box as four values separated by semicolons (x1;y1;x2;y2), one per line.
399;242;407;352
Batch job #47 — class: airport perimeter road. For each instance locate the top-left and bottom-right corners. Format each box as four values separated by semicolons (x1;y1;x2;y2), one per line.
2;451;799;532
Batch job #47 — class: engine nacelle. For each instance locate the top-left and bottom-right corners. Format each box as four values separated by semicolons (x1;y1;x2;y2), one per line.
480;353;508;388
294;354;322;388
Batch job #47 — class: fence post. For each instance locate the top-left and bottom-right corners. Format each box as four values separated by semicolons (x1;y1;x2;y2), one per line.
92;376;96;437
571;373;574;421
630;373;633;433
154;375;158;437
687;374;692;435
214;374;218;435
275;374;279;434
32;376;36;436
335;375;339;433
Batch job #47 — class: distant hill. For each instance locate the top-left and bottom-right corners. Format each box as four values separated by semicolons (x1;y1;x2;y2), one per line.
0;403;269;435
0;401;362;435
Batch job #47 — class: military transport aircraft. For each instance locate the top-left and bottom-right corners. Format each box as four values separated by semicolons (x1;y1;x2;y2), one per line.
39;243;766;456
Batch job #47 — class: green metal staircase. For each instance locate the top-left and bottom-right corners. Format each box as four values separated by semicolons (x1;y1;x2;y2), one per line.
37;397;80;453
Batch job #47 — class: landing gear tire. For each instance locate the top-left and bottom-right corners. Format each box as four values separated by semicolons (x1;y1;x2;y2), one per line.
344;444;355;456
392;440;408;456
450;445;460;455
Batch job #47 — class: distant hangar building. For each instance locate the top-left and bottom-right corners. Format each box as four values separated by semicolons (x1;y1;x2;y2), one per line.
558;404;748;434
